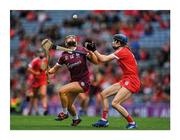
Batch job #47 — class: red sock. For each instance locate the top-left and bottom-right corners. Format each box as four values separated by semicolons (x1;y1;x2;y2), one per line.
101;111;108;121
125;115;134;124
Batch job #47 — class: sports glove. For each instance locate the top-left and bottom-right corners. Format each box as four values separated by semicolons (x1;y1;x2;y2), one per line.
85;42;96;52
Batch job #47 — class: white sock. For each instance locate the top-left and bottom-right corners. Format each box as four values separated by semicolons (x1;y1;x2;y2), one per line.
129;122;135;125
101;118;107;121
73;114;79;120
63;108;68;114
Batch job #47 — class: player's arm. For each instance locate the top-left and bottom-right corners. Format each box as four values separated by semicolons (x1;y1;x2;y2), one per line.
27;67;41;76
94;51;115;62
85;42;115;62
27;62;41;76
48;63;61;74
86;50;100;64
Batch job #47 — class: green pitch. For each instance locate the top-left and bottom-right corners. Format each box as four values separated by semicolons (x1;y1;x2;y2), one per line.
10;115;170;130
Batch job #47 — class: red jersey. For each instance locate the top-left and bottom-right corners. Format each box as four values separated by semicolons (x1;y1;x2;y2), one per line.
28;57;47;87
113;47;140;93
114;47;139;77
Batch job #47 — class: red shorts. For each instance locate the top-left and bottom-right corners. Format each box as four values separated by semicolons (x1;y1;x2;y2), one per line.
118;76;141;93
32;80;47;88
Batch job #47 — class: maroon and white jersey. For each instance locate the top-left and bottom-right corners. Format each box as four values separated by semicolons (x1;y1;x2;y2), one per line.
57;46;90;82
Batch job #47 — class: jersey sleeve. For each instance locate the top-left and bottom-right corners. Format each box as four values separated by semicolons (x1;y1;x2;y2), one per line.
79;46;89;56
28;58;37;68
113;48;127;60
56;55;65;66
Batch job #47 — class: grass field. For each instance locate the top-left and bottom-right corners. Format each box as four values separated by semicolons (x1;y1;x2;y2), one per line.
10;115;170;130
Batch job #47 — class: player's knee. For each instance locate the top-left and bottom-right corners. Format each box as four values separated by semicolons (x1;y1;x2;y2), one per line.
80;95;86;101
59;89;66;95
67;104;72;110
41;93;46;98
111;100;118;108
100;92;106;99
68;104;74;111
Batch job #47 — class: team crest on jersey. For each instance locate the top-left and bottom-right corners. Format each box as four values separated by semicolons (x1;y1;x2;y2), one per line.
65;55;69;60
40;61;47;70
125;81;129;86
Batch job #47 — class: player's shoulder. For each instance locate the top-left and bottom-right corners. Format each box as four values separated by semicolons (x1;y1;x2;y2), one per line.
32;57;40;63
76;46;85;51
113;47;130;59
29;57;40;67
59;50;67;56
116;47;130;54
58;51;67;61
42;57;48;62
76;46;89;54
114;47;124;54
125;46;132;52
124;47;134;56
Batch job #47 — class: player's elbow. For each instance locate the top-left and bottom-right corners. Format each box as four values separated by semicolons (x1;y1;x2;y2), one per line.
27;67;32;73
92;59;100;65
98;57;108;63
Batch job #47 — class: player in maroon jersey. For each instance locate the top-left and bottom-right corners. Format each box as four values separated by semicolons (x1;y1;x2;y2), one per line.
86;33;141;129
48;35;99;126
27;48;48;115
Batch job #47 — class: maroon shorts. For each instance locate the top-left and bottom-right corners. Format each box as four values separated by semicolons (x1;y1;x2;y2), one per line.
118;76;141;93
78;80;90;93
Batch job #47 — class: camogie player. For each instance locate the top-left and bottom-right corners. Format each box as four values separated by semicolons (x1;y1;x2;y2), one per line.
48;35;99;126
27;48;48;115
86;33;141;129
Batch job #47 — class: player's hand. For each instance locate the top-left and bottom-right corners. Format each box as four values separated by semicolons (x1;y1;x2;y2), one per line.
85;42;96;52
46;67;55;75
46;69;50;75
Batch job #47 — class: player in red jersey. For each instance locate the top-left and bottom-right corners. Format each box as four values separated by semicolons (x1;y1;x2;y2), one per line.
86;33;141;129
47;35;99;126
27;48;48;115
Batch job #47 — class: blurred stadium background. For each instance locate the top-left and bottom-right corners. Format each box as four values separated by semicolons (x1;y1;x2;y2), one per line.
10;10;170;118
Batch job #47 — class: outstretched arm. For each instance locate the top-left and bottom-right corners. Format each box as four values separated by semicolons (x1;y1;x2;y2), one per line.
94;50;115;63
87;50;100;64
27;67;41;76
85;42;115;63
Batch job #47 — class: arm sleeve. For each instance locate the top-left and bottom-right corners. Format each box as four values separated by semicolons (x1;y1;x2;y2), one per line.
28;59;36;68
80;47;89;57
57;56;65;66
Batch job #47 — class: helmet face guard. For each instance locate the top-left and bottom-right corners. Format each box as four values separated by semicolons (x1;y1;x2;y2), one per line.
65;35;77;47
